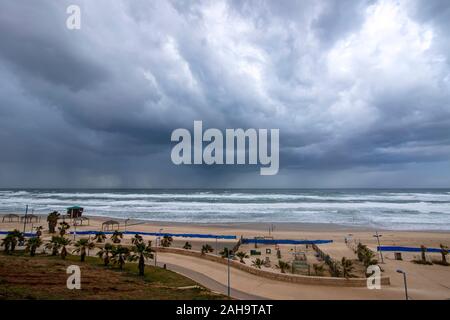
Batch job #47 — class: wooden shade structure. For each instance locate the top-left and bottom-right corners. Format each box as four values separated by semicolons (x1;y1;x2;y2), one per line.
20;214;40;223
2;214;20;223
73;216;90;226
67;206;83;218
102;220;119;231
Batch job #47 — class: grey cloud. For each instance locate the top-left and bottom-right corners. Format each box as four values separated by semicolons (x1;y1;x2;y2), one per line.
0;0;450;188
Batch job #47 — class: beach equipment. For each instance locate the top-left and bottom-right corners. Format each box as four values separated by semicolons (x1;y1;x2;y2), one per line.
20;214;40;223
0;231;36;237
102;220;120;231
67;206;83;218
378;246;445;253
70;230;237;240
73;216;90;226
242;239;333;245
1;214;20;223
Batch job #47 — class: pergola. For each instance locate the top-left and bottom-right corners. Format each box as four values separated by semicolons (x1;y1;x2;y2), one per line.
21;214;40;223
102;220;120;231
67;206;84;218
73;216;90;226
2;214;20;223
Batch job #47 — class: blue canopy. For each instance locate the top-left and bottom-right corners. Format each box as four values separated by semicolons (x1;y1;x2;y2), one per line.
377;246;444;253
70;230;236;240
242;238;333;245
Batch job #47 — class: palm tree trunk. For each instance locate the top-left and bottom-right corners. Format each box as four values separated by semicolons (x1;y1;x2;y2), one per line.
139;255;145;276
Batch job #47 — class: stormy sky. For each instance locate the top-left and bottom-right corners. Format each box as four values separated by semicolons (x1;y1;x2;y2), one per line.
0;0;450;188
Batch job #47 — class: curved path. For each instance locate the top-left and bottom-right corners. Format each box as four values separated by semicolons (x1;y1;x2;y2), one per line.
155;260;265;300
155;252;406;300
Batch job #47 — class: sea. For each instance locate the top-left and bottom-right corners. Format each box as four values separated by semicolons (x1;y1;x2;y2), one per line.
0;189;449;231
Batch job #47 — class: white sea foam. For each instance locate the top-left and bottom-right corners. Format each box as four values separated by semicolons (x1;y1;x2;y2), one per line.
1;189;449;230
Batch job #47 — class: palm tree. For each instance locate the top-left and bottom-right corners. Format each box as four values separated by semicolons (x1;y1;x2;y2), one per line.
341;257;355;278
440;244;448;265
1;234;14;254
111;245;130;270
420;245;427;263
235;251;249;263
220;247;232;258
182;242;192;250
47;211;60;233
59;237;71;260
251;258;264;269
356;243;367;262
58;222;70;237
313;263;324;276
73;238;95;262
110;230;123;244
330;261;342;277
1;230;24;254
45;236;62;256
362;249;377;267
97;243;114;266
130;242;154;276
161;235;173;247
93;231;107;243
201;244;214;255
25;237;43;257
35;226;43;238
275;260;290;273
131;234;143;245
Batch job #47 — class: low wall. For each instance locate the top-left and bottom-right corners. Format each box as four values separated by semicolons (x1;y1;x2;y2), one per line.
155;247;390;287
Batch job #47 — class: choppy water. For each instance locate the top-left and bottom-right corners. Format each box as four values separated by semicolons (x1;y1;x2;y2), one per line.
1;189;450;230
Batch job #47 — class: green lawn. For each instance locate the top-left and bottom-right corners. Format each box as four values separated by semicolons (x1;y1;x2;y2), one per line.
0;251;227;300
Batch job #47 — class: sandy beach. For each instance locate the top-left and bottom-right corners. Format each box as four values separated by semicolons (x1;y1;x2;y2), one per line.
2;214;449;300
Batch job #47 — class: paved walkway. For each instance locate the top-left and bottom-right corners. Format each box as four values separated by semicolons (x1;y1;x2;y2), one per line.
154;252;406;300
155;260;265;300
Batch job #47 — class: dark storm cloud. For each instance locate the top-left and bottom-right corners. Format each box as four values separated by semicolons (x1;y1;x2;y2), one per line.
0;0;450;188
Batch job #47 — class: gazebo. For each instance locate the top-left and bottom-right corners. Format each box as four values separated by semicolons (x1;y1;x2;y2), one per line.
2;213;20;223
67;206;84;218
102;220;120;231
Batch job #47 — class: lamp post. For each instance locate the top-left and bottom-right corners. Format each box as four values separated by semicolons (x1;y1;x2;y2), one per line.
373;231;384;263
22;205;28;233
396;269;408;300
227;253;235;297
155;228;163;267
215;236;218;255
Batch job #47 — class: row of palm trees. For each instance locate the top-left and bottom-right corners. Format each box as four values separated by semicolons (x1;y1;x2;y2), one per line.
1;226;156;277
96;240;154;275
313;243;358;278
356;243;378;267
418;244;448;266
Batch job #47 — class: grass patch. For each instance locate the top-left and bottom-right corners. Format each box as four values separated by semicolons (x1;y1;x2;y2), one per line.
0;251;227;300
